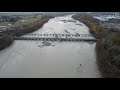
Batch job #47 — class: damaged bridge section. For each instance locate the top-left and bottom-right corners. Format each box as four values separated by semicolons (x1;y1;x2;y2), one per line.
14;33;97;42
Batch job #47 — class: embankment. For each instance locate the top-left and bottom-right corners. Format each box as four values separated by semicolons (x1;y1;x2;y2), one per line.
0;16;51;50
96;32;120;78
72;14;105;39
3;16;51;36
0;33;14;50
72;14;120;78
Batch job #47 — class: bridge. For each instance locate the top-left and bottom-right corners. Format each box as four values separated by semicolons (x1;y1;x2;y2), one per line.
14;33;97;42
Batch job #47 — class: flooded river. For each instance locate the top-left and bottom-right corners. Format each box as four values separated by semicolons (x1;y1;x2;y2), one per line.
0;15;100;78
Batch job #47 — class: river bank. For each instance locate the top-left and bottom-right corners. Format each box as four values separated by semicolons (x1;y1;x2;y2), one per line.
0;33;14;50
0;15;51;50
72;14;120;78
0;14;99;78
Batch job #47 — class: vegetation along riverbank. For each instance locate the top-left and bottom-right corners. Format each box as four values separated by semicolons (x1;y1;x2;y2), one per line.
72;14;120;78
0;15;52;50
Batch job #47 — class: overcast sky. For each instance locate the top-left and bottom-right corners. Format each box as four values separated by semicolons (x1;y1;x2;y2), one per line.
0;12;118;16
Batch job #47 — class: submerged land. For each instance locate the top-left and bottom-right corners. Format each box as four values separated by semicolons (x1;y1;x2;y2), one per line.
0;12;120;78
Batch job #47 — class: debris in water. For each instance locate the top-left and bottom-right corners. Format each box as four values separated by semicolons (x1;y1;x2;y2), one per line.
76;33;80;36
76;23;82;26
42;41;51;46
88;41;94;44
51;45;55;47
80;64;82;66
38;45;43;48
64;30;70;33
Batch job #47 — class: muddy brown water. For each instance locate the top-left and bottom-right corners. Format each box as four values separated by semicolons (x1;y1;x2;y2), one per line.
0;15;100;78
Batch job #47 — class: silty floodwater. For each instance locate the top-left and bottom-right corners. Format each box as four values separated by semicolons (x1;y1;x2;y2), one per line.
0;15;100;78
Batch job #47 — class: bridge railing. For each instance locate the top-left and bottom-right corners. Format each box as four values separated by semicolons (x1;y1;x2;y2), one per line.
23;33;93;38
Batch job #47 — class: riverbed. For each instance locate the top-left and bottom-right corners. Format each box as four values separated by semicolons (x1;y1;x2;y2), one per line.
0;15;100;78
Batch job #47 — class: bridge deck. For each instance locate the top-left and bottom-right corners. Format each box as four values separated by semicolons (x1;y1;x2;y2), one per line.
14;33;97;42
